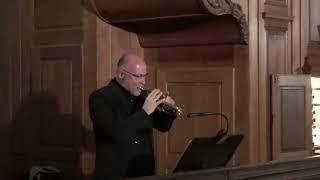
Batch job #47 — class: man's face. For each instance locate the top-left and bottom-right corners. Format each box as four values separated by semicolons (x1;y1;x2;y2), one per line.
121;59;147;96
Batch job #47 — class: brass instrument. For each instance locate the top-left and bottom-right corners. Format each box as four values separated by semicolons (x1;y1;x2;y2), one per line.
139;87;183;116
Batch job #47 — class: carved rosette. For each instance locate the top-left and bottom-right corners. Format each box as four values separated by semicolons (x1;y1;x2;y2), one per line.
199;0;249;44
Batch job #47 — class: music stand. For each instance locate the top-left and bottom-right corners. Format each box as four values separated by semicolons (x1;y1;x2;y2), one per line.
173;134;243;173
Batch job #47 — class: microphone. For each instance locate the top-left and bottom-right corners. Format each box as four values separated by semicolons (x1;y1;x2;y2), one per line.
187;112;229;135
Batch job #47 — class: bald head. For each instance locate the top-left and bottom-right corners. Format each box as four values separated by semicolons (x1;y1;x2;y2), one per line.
116;53;147;96
117;54;144;71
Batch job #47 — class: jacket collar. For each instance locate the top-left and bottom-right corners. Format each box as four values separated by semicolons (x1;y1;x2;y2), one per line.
110;78;138;102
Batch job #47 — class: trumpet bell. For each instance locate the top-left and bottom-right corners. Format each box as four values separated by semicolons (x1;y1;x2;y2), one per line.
158;102;183;116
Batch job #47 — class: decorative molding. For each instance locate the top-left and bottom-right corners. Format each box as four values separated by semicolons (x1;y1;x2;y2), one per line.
262;12;294;32
200;0;233;15
265;0;288;7
199;0;249;44
262;12;294;22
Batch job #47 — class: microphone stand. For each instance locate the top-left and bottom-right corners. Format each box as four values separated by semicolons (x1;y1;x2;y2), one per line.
187;112;229;138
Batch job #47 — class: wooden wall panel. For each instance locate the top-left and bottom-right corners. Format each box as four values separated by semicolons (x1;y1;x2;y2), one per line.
267;32;288;74
35;0;82;28
0;0;13;178
300;0;320;59
236;0;320;163
246;0;260;164
81;9;98;179
34;28;83;45
308;42;320;75
4;0;33;178
1;6;143;178
280;88;305;151
9;45;84;178
34;46;83;146
41;61;72;113
309;0;320;41
0;0;11;155
258;0;295;162
166;82;225;152
2;0;318;179
156;67;235;174
40;60;73;146
96;18;112;87
272;75;312;160
291;0;302;74
96;18;144;88
301;0;310;68
34;0;83;46
233;45;250;166
4;0;91;178
145;44;249;174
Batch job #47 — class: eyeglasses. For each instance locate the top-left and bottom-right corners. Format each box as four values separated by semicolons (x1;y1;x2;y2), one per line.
123;70;147;78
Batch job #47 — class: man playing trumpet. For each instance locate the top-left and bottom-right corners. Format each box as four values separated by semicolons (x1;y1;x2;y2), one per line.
89;53;177;180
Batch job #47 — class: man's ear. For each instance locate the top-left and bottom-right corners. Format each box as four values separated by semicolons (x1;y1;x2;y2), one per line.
118;71;124;79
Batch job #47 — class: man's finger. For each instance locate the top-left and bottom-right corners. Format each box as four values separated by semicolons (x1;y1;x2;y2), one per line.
156;98;166;106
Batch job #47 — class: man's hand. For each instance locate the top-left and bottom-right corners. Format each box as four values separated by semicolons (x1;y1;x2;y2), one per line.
142;89;166;115
164;96;175;105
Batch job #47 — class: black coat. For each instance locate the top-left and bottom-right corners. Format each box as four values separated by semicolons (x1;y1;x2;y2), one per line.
89;79;176;180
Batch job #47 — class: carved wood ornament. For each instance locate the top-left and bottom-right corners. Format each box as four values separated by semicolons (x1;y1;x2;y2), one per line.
86;0;248;46
200;0;248;43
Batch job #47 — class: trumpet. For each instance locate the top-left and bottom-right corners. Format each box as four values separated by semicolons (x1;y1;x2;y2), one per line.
139;87;183;116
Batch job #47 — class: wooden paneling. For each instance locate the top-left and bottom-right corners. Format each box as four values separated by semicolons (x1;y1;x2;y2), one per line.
40;60;73;146
300;0;320;60
240;0;319;163
82;9;98;178
35;0;82;29
2;0;33;178
301;0;310;66
246;0;260;164
96;18;144;87
258;0;294;162
308;42;320;76
0;0;11;155
2;0;319;179
267;32;289;74
233;45;250;166
34;28;83;45
291;0;302;74
280;88;305;151
272;75;312;160
4;0;88;178
9;45;84;178
137;17;242;48
156;67;235;175
309;0;320;41
0;0;13;178
144;44;249;174
96;18;112;87
32;45;83;147
27;2;144;179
